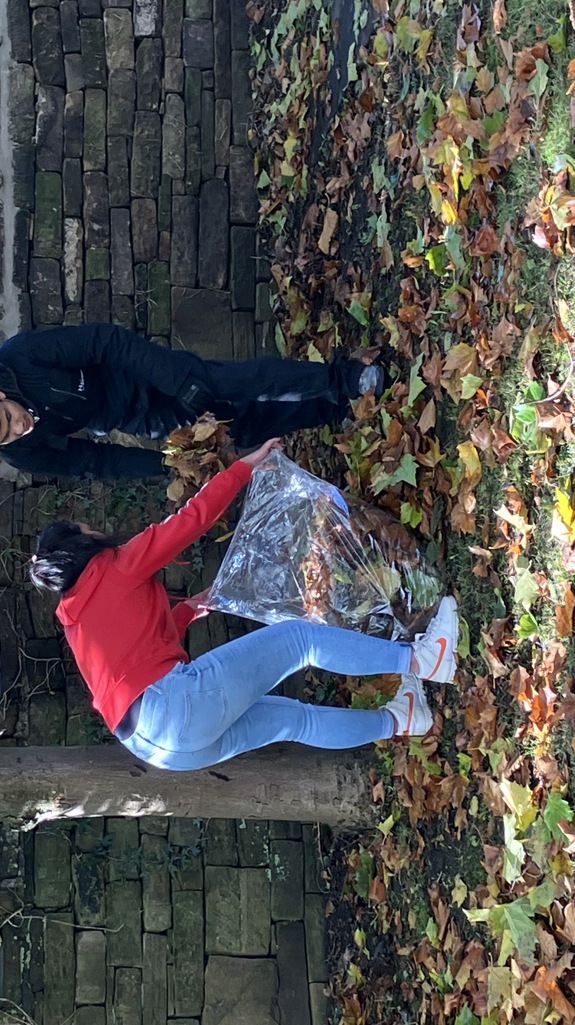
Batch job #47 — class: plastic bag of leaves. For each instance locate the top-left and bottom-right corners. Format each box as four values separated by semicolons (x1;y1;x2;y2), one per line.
162;414;233;505
207;450;444;640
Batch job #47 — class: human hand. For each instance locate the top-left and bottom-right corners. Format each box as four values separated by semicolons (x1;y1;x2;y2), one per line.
184;588;211;617
239;438;282;469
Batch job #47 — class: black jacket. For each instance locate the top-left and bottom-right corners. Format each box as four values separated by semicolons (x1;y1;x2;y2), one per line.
0;325;202;479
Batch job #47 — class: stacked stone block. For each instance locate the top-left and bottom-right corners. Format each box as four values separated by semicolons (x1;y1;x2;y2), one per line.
0;474;254;749
5;0;273;356
0;475;329;1023
0;817;329;1025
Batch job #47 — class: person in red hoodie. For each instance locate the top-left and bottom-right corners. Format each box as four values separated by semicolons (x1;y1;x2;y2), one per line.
29;439;459;770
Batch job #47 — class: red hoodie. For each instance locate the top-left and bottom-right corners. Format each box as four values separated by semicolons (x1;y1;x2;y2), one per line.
56;461;252;731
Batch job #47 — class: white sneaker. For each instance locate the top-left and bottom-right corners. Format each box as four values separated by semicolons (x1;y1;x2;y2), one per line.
386;674;433;736
412;595;458;684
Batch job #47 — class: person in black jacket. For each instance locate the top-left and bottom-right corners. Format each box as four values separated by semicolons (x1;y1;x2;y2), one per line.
0;324;385;479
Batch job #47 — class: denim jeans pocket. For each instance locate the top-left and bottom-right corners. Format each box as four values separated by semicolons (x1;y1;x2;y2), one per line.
139;678;230;752
175;688;229;749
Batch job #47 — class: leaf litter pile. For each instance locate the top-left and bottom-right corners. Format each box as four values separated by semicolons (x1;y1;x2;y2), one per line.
246;0;575;1022
163;414;234;503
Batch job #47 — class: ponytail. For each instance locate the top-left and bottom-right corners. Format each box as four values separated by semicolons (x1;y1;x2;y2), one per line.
29;520;120;595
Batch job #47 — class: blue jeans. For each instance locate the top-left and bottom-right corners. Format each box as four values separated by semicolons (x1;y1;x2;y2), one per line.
120;621;412;770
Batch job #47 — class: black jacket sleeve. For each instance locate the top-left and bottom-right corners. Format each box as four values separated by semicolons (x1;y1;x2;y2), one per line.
9;325;195;399
1;435;165;480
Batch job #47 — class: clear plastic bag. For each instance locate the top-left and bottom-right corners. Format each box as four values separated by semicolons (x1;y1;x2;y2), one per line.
207;451;444;639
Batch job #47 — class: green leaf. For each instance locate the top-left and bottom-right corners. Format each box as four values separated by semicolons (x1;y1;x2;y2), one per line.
457;616;470;658
352;851;374;899
454;1007;480;1025
513;564;539;611
407;228;424;255
467;899;537;963
274;323;287;357
543;792;574;842
443;225;466;272
547;15;567;53
502;814;525;883
371;158;388;194
483;110;506;136
461;374;483;400
416;99;437;145
527;876;556;911
516;611;540;640
408;353;427;406
289;306;308;335
531;59;549;105
490;899;536;963
425;244;449;276
347;41;358;83
257;169;272;189
400;501;423;528
307;341;324;362
371;453;419;494
348;298;369;326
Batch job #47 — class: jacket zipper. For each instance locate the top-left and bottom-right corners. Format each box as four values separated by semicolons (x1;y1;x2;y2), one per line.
49;386;87;421
50;386;87;401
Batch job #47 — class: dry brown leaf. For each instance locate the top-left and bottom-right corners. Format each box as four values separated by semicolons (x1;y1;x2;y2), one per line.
555;581;575;637
492;0;507;34
417;397;436;435
318;208;339;255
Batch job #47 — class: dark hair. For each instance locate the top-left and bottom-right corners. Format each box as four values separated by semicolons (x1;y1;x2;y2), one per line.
29;520;121;595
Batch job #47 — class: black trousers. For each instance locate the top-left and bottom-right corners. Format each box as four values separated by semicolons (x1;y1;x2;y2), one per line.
178;351;365;446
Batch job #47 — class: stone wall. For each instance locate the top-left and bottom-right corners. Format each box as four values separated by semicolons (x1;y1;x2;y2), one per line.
4;0;274;356
0;816;329;1025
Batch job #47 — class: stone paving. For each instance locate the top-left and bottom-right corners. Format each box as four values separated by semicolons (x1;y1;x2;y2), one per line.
0;817;330;1025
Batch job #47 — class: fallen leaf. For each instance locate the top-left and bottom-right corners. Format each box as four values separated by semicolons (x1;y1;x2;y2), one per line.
493;0;507;34
318;208;339;255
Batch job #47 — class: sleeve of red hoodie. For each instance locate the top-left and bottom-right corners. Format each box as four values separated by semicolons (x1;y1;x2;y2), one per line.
171;599;202;638
114;461;252;583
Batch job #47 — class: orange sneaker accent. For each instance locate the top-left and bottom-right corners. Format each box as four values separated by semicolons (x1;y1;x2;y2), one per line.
403;689;415;735
428;637;447;680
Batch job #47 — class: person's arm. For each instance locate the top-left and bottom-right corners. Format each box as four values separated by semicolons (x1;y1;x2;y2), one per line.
113;438;281;583
114;461;252;582
11;324;191;397
171;592;210;638
2;434;165;479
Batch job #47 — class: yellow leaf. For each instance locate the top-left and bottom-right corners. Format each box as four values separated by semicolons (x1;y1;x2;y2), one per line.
307;342;324;362
498;779;538;833
457;441;482;485
284;133;299;160
380;315;400;348
554;489;575;543
441;198;459;224
451;875;468;907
